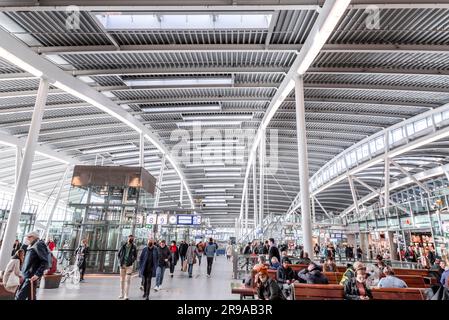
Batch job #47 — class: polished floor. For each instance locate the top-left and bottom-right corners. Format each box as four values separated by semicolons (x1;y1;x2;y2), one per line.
38;255;237;300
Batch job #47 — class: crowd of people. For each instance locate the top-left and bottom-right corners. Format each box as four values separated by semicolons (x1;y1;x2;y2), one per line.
239;237;449;300
0;231;225;300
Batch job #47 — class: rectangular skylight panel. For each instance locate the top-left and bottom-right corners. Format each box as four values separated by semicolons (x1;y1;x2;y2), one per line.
124;78;233;87
95;13;272;30
177;121;242;127
141;105;221;113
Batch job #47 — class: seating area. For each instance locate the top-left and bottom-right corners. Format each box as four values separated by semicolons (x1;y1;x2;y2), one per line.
232;263;437;300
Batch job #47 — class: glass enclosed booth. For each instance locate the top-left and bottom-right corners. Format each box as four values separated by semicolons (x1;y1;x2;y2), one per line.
62;165;156;273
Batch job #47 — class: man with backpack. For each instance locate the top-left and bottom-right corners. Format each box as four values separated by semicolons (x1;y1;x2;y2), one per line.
16;231;51;300
205;238;217;277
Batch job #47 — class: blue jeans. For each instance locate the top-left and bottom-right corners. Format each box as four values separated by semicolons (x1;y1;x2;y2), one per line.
156;266;166;287
188;264;193;276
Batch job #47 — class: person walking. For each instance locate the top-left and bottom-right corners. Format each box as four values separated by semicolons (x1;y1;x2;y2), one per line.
179;240;188;270
205;238;217;277
225;242;233;261
75;239;89;282
155;240;170;291
139;239;158;300
15;231;51;300
268;238;281;263
117;235;137;300
196;241;204;266
11;239;21;257
169;240;179;278
186;240;198;278
3;249;24;293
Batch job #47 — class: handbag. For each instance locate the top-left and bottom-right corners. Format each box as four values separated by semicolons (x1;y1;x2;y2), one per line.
6;273;20;288
182;260;188;272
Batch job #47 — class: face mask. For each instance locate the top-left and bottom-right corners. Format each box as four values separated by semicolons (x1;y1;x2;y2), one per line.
24;239;31;246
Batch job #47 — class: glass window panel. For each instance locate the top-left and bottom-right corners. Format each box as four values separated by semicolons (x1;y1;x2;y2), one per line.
356;147;363;160
406;124;414;136
443;110;449;120
375;137;384;150
362;144;369;158
414;118;427;132
392;128;403;142
434;113;442;124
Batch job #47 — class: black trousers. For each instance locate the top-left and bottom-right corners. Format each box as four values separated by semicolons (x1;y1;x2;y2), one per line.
143;274;153;297
15;278;37;300
206;257;214;275
79;261;86;280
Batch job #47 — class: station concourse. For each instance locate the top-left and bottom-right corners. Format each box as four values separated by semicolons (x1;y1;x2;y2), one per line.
0;0;448;301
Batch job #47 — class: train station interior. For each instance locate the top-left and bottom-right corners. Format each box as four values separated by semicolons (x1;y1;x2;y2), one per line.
0;0;449;301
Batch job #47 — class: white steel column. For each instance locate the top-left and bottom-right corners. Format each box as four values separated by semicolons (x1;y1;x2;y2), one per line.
384;132;390;217
245;184;249;235
259;129;265;230
15;146;22;186
179;180;184;206
294;75;313;257
154;155;166;209
139;131;144;168
252;158;258;235
44;166;70;240
0;78;49;272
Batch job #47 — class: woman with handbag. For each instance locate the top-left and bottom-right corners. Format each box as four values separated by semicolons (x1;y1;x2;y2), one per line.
169;241;179;278
186;241;198;278
3;249;25;293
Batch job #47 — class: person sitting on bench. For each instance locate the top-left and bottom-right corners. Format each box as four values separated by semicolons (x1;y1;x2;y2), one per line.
344;264;372;300
255;266;286;300
297;262;329;284
377;266;407;288
269;257;281;270
323;256;337;272
277;258;297;298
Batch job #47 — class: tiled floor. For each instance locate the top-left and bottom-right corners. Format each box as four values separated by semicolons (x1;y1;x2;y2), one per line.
38;255;238;300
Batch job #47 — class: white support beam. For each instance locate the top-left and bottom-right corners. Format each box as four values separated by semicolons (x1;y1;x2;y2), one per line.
347;175;360;216
390;159;432;194
154;155;166;209
384;132;391;216
44;165;70;240
0;78;48;272
252;156;258;233
139;132;144;168
14;146;22;186
351;176;408;214
0;27;194;209
295;75;313;257
239;0;351;222
245;184;249;236
259;129;265;230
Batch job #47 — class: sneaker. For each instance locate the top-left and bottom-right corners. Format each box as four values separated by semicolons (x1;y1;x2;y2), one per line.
142;294;147;298
154;286;159;291
189;275;192;278
139;286;144;291
171;274;173;278
124;297;129;300
118;295;124;299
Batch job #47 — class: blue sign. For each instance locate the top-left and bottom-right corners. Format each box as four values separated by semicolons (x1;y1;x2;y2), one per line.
177;215;193;225
192;215;202;225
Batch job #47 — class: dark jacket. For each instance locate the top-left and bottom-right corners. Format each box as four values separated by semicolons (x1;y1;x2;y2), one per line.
118;242;138;267
139;246;158;277
243;245;252;255
179;243;189;257
268;245;280;262
277;266;297;284
157;245;170;267
297;267;329;284
75;245;89;266
257;278;286;300
262;245;269;255
21;239;49;279
344;278;373;300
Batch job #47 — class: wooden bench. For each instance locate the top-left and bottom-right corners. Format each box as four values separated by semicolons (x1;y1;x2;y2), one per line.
394;269;429;277
41;273;62;289
372;287;427;300
292;283;345;300
323;272;343;284
230;282;256;300
0;283;15;300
